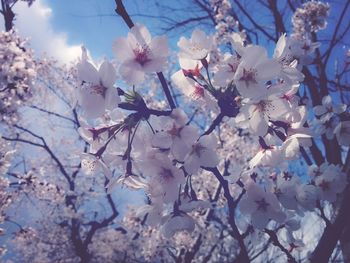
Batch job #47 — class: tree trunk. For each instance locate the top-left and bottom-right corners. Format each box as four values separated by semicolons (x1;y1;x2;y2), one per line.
1;0;15;31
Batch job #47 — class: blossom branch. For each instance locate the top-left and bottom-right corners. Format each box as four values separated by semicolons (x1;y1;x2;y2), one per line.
114;0;176;110
264;228;297;263
204;167;250;263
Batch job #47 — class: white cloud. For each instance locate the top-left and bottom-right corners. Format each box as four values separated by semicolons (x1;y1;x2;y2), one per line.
13;0;81;63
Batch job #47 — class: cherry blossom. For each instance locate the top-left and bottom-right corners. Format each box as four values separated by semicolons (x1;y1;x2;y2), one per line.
239;183;286;229
310;163;347;202
313;95;346;123
236;90;290;136
292;1;330;38
141;152;185;203
212;53;240;87
1;0;349;261
273;34;305;84
0;30;36;124
233;45;281;100
183;134;219;174
149;110;200;159
113;24;168;84
77;47;120;118
177;29;214;60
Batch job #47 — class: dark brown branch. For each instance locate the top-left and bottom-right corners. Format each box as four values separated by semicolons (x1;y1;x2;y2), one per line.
1;0;15;31
3;126;74;189
83;194;119;248
232;0;275;41
160;15;209;32
204;167;250;263
267;0;287;38
323;1;350;66
264;228;297;263
30;105;77;125
201;112;224;137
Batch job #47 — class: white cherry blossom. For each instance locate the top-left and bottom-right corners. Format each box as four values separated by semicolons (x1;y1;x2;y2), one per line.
239;183;286;229
311;163;347;202
113;24;168;84
151;116;199;161
77;47;120;118
233;45;281;100
236;90;290;136
178;29;214;60
183;134;219;174
212;53;240;87
273;34;304;85
313;95;346;123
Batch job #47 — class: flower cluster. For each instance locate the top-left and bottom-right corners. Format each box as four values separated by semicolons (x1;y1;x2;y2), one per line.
0;137;15;258
0;30;36;124
309;163;347;202
74;0;349;244
210;0;245;43
292;1;330;38
312;95;349;145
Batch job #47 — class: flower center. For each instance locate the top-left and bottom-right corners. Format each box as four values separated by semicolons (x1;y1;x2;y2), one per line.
160;168;174;181
227;59;239;73
191;143;206;157
191;84;205;100
168;124;181;138
255;198;270;212
239;68;258;87
302;42;311;52
90;84;107;97
319;180;330;191
189;43;204;53
256;100;274;117
133;44;151;66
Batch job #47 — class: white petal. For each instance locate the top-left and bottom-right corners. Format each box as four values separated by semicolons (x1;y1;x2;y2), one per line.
105;87;120;110
152;132;172;148
322;95;332;107
99;60;117;88
251;212;270;229
256;59;281;81
119;61;145;84
199;148;219;168
77;60;99;84
313;105;326;116
112;37;134;61
130;24;151;45
184;154;200;174
249;109;268;136
150;36;168;58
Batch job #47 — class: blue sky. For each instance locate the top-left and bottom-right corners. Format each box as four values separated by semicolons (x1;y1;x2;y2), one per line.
7;0;183;62
45;0;127;59
8;0;348;65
